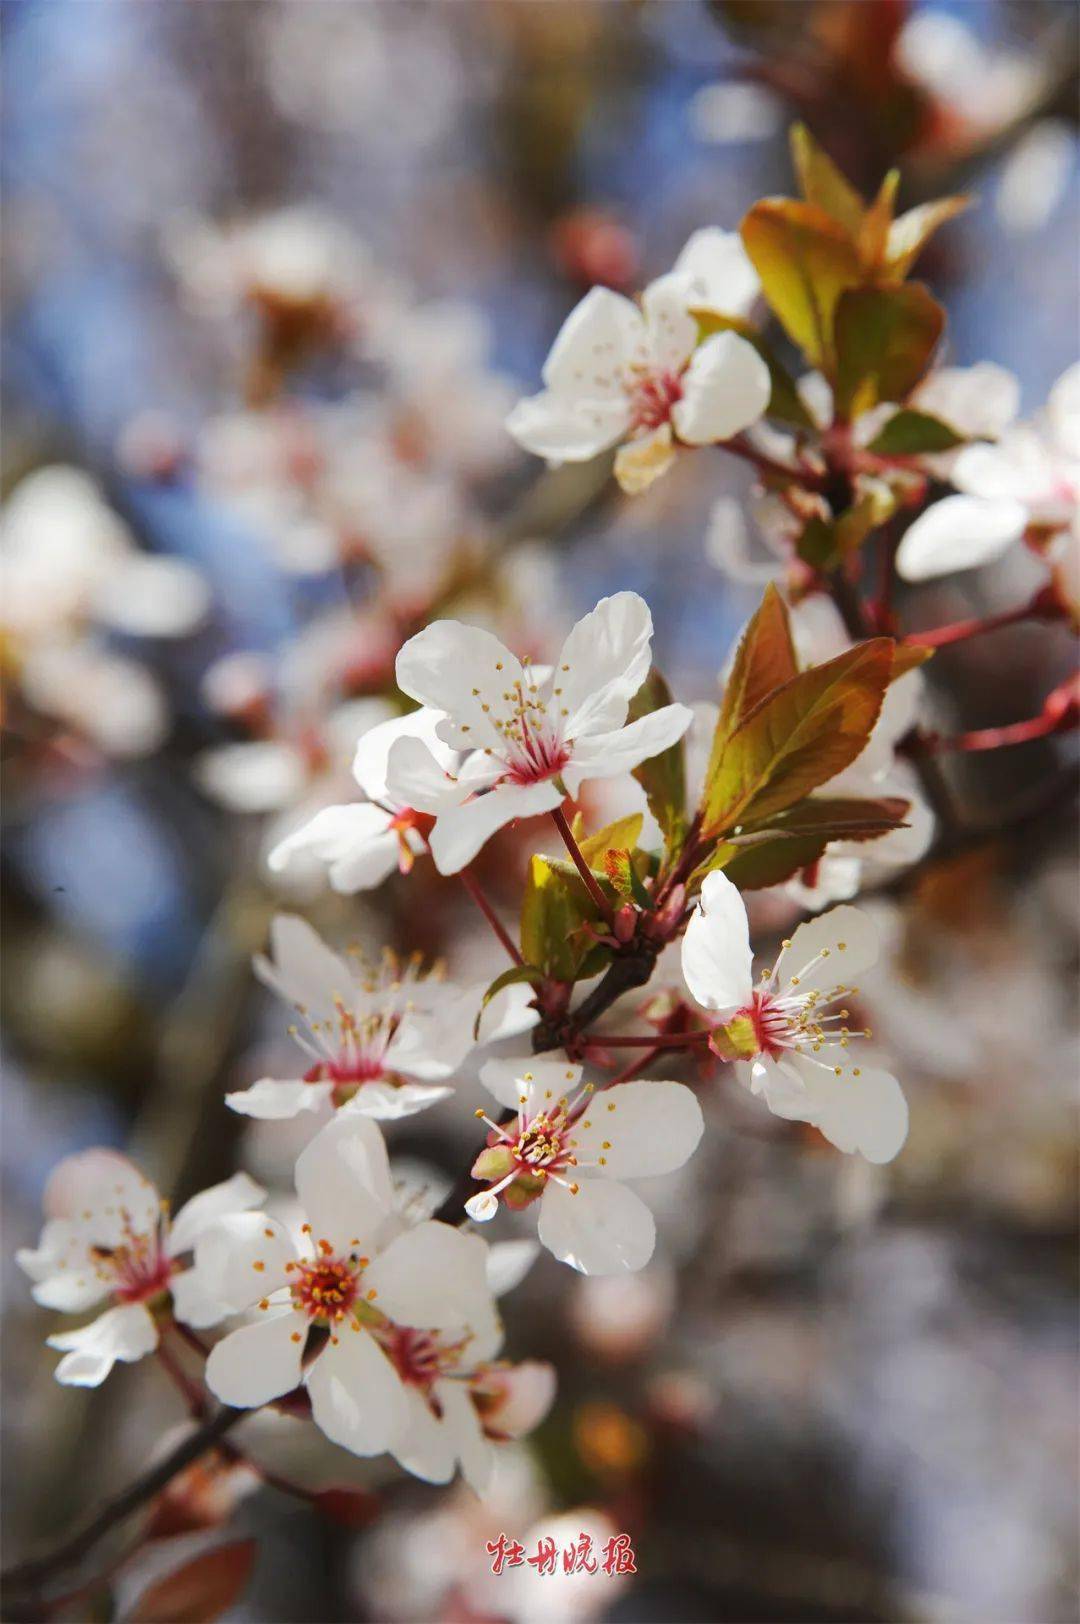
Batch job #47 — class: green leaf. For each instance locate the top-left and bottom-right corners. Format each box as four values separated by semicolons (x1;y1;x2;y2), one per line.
692;309;816;429
577;812;644;869
697;830;832;891
867;408;966;456
626;669;686;852
708;582;799;787
740;198;863;371
473;963;544;1039
520;854;610;984
702;638;894;833
884;195;971;280
790;123;866;237
834;284;945;419
796;514;838;569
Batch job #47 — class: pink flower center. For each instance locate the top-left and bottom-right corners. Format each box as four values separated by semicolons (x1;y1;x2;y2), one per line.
511;1111;573;1172
627;369;683;433
741;989;798;1060
381;1325;468;1391
92;1213;174;1304
287;1247;364;1324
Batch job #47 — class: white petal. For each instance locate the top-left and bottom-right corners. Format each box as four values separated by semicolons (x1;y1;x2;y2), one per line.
506;390;630;463
365;1222;495;1333
225;1078;332;1120
168;1263;236;1331
384;733;468;815
205;1309;305;1407
672;332;771;445
537;1177;656;1275
294;1113;396;1255
305;1326;407;1456
437;1378;495;1494
352;706;453;802
193;740;307;813
791;1055;909;1163
18;1220;109;1313
670;227;761;318
486;1239;540;1298
775;904;878;995
562;703;692;798
191;1212;296;1311
168;1172;266;1257
680;871;754;1013
44;1149;160;1244
613;424;677;494
640;274;698;373
895;495;1027;581
540;285;643;396
738;1053;816;1120
338;1080;453;1120
480;1055;581;1113
913;362;1020;440
48;1303;158;1387
428;780;562;875
391;1385;457;1484
552;592;655;739
1049;361;1080;460
254;914;353;1024
396;621;522;753
572;1081;704;1178
268;803;400;893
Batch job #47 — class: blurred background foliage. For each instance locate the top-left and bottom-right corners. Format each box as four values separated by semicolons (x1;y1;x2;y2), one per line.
2;2;1077;1620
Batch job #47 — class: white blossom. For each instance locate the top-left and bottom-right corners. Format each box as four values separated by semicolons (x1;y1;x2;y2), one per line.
465;1058;704;1275
385;592;692;874
17;1151;264;1386
507;232;770;494
681;875;908;1162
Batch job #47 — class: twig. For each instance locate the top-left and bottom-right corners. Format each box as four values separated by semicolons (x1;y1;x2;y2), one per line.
550;806;615;923
458;869;523;965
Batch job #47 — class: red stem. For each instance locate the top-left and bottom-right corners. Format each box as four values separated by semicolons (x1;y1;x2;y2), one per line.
722;434;824;490
913;713;1067;754
550;806;615;923
458;869;523;965
903;601;1042;650
581;1029;709;1049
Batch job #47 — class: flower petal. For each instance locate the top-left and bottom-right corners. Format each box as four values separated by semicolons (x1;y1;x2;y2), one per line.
775;904;878;995
338;1080;452;1120
640;274;698;373
428;780;562;875
539;285;643;397
48;1303;158;1387
562;703;692;799
485;1239;540;1298
44;1149;160;1245
895;494;1027;581
191;1212;297;1311
352;706;453;802
552;591;656;739
384;733;469;815
391;1385;457;1484
305;1326;407;1456
396;621;522;753
437;1378;495;1494
680;871;754;1013
672;331;771;445
224;1078;333;1121
17;1219;111;1313
506;390;630;463
480;1056;582;1113
254;914;353;1025
294;1113;397;1255
792;1055;909;1163
477;1360;557;1440
364;1222;497;1335
572;1080;704;1179
205;1309;305;1407
168;1172;266;1258
613;425;677;494
268;803;400;893
537;1178;656;1274
670;227;761;318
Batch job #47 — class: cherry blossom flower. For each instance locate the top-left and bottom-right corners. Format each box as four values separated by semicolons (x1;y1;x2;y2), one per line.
897;363;1080;581
681;874;908;1162
386;592;693;874
464;1057;704;1274
268;708;454;892
226;914;481;1122
197;1114;531;1484
507;232;770;494
16;1151;264;1386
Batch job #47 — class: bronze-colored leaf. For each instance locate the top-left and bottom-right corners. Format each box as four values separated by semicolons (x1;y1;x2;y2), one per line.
834;283;945;419
740;199;863;371
130;1540;257;1624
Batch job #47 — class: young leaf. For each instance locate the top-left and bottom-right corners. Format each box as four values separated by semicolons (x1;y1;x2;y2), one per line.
577;812;644;869
692;309;816;429
790;123;866;237
859;168;900;267
130;1540;257;1624
702;638;894;833
884;195;971;281
710;582;799;782
697;830;832;891
867;408;966;456
891;642;934;679
796;514;839;570
740;199;863;371
743;793;911;842
834;284;945;419
520;854;610;984
626;670;686;851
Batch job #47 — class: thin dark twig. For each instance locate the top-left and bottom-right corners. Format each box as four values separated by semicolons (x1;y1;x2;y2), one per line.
458;868;523;965
550;806;615;922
